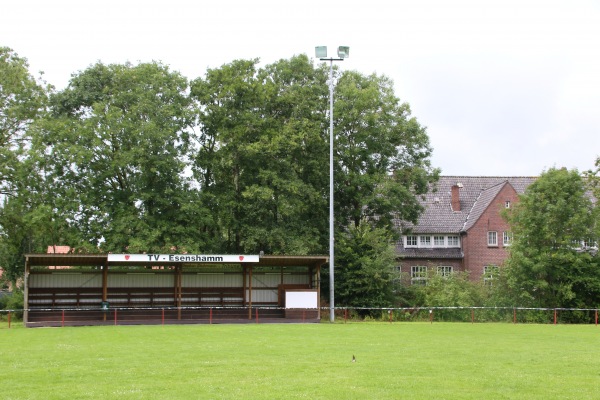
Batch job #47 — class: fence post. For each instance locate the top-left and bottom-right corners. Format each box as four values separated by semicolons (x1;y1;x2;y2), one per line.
429;309;433;324
554;309;557;325
62;310;65;327
162;308;165;325
344;308;348;323
114;309;117;326
8;311;11;329
595;309;598;326
513;308;517;324
471;308;474;324
210;308;213;325
255;307;259;323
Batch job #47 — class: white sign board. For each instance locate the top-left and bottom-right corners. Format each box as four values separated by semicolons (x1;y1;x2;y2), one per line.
107;254;259;263
286;291;318;309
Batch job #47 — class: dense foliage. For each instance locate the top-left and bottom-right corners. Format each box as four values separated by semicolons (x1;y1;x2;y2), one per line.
501;167;600;315
0;47;437;310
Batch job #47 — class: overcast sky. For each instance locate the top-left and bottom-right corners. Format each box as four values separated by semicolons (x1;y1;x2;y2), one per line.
3;0;599;177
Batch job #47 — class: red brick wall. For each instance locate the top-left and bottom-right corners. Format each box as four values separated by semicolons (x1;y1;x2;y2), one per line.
463;184;519;281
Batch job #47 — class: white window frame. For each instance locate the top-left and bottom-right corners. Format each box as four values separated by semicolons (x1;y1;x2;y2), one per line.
437;266;453;277
483;265;499;286
405;235;418;247
404;235;461;248
488;231;498;247
503;231;512;246
433;236;445;247
411;266;428;285
505;201;511;209
447;235;460;247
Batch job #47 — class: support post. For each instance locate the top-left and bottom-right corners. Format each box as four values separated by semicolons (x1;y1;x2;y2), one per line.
23;257;30;325
248;266;253;320
328;58;335;323
102;261;108;322
175;266;182;320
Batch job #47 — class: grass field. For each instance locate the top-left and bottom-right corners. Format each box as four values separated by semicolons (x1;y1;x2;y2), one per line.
1;321;599;399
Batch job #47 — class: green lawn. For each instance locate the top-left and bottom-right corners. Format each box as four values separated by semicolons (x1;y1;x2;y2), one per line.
1;321;599;399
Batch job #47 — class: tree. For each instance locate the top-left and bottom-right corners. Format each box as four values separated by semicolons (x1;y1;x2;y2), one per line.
503;168;600;312
0;47;47;196
0;47;50;285
333;70;438;232
584;156;600;241
191;56;330;254
333;222;399;311
191;57;437;256
32;61;207;252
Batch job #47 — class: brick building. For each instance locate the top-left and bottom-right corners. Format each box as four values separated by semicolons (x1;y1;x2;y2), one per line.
395;176;536;284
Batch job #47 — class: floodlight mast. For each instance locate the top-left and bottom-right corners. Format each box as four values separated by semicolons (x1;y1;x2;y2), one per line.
315;46;349;323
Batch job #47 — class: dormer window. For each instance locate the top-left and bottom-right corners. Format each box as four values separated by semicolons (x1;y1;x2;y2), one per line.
505;201;511;208
406;235;418;247
404;235;460;248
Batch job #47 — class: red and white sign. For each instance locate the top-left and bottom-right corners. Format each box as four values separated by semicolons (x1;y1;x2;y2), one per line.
107;254;260;263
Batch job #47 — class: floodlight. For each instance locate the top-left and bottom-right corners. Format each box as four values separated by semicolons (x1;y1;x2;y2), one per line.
315;46;328;58
337;46;350;58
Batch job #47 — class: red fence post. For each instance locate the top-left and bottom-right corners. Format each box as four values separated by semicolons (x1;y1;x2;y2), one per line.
210;308;213;325
62;310;65;327
114;309;117;326
596;309;598;326
554;309;557;325
162;308;165;325
471;308;474;324
255;308;259;323
514;308;517;324
8;311;11;329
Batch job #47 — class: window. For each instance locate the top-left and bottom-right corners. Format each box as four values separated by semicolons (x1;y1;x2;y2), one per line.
505;201;511;209
404;235;460;248
447;236;460;247
411;266;427;285
437;266;453;277
483;265;499;286
488;231;498;246
503;232;512;246
582;239;596;249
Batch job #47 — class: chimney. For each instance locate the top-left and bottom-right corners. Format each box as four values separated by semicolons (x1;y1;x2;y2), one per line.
451;183;462;211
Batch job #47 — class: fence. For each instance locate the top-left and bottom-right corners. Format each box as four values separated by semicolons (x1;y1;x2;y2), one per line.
331;306;600;325
1;306;599;328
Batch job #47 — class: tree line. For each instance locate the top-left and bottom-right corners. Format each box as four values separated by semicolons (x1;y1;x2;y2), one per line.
2;45;600;318
0;46;437;295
